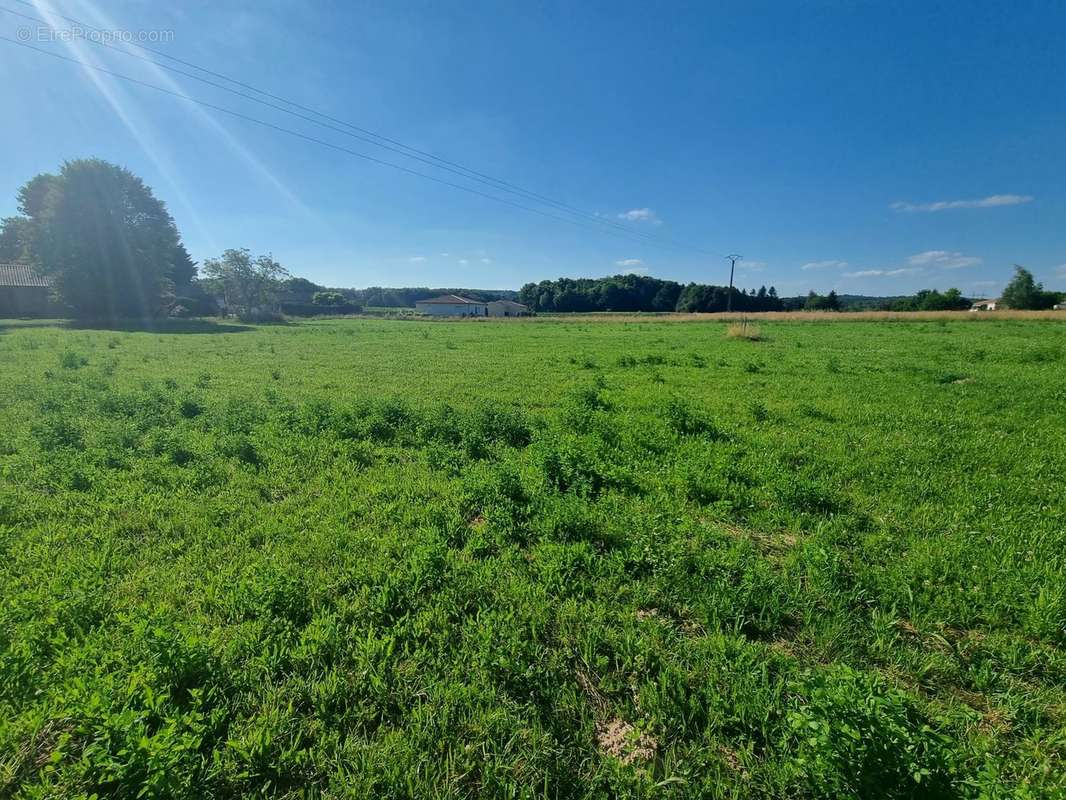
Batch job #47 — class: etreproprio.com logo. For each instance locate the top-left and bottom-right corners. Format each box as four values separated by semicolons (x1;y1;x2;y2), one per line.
18;25;175;44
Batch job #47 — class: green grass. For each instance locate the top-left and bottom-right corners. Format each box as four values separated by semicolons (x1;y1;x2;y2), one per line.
0;316;1063;798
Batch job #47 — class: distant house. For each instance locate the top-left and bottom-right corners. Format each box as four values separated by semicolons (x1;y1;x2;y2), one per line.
970;299;999;312
1054;302;1066;311
0;263;51;317
414;294;488;317
487;299;530;317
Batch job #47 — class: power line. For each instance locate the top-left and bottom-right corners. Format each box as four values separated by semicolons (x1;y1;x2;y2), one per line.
0;3;660;246
1;34;715;255
3;1;717;256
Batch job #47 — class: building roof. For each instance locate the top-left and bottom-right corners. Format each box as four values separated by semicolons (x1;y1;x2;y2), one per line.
487;299;529;309
0;263;50;288
415;294;485;305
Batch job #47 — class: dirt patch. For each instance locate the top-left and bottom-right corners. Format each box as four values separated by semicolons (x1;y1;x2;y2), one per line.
596;718;657;765
577;668;658;765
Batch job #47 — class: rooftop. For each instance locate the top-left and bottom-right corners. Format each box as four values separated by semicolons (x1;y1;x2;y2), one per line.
416;294;485;305
0;263;50;288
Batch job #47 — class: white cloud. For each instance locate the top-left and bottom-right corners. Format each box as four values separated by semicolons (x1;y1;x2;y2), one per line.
801;260;848;271
1055;264;1066;275
615;258;644;267
738;260;766;272
891;194;1033;212
617;207;662;224
480;258;492;264
408;256;427;263
907;250;981;269
842;268;921;278
458;258;469;265
438;252;450;257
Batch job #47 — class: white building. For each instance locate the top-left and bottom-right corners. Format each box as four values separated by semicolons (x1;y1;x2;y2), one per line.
487;299;530;317
415;294;488;316
970;299;999;312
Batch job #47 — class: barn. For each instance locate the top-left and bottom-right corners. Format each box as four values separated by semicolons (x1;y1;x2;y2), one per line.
487;299;530;317
0;263;51;317
415;294;488;317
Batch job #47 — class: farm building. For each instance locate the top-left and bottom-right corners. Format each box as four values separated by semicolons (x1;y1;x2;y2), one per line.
0;263;51;317
970;299;999;312
487;299;530;317
415;294;488;316
1054;302;1066;311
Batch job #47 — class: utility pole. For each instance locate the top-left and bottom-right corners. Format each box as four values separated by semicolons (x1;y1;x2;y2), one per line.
725;254;742;312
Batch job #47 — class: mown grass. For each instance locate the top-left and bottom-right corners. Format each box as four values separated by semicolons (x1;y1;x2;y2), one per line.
0;316;1063;798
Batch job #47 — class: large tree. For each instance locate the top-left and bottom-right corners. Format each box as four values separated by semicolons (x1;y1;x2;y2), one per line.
2;159;187;319
1001;265;1055;310
201;248;289;314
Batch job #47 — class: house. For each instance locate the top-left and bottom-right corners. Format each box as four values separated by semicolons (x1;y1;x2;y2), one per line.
414;294;488;317
1054;302;1066;311
0;263;51;317
487;299;530;317
970;299;999;312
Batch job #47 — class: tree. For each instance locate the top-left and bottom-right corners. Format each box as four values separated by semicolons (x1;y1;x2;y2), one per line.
170;242;198;289
1001;265;1055;310
201;248;289;314
0;217;34;262
282;277;323;303
4;160;182;319
312;290;346;306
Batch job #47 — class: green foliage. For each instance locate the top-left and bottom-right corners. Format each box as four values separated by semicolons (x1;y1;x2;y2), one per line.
169;242;198;289
785;666;957;797
890;288;971;311
7;159;187;319
200;248;289;316
1001;265;1058;310
0;317;1063;797
804;289;841;311
311;290;346;306
520;274;784;313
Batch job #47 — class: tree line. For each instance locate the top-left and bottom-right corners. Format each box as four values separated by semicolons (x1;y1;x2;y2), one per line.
517;274;785;313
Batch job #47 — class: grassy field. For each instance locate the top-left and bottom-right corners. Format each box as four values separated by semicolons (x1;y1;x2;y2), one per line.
0;316;1063;798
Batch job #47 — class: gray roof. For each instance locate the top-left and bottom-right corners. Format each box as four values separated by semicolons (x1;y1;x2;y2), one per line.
416;294;485;305
0;263;49;288
488;299;528;309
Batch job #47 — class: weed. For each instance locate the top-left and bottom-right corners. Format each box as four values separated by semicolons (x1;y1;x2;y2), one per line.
59;350;87;369
727;322;762;341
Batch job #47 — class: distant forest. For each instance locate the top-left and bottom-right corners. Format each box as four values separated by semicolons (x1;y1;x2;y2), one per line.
515;275;784;313
517;274;785;313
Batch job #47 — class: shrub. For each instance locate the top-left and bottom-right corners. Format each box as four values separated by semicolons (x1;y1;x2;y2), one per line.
59;350;87;369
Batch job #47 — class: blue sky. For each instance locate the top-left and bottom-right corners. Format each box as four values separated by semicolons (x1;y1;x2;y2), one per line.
1;0;1064;295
